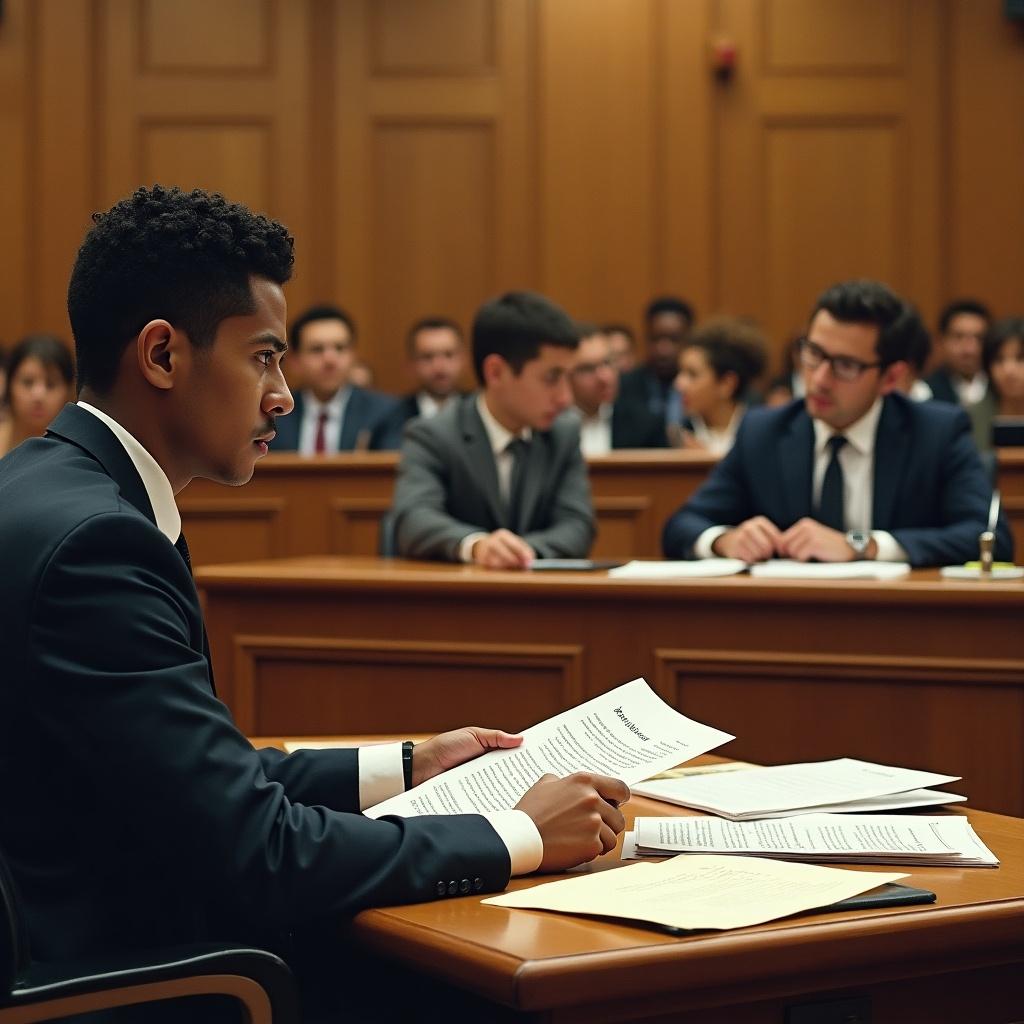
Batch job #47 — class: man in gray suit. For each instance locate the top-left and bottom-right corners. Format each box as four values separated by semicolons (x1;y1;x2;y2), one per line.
392;291;594;568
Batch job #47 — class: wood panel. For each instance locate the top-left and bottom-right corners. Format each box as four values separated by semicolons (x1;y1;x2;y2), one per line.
198;558;1024;814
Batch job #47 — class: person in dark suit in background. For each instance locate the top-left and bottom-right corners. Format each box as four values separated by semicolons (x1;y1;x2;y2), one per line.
370;315;466;450
616;295;695;430
273;303;396;452
924;298;992;408
565;324;666;454
663;279;1013;568
0;186;628;1022
391;291;595;568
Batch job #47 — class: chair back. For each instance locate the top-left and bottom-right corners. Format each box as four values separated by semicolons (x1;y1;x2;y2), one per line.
0;844;30;997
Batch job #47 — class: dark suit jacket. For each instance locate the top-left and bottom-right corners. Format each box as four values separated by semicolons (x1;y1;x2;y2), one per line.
616;365;680;426
369;393;421;450
391;393;595;561
273;387;397;452
924;366;991;408
0;404;509;971
661;394;1013;567
611;402;669;448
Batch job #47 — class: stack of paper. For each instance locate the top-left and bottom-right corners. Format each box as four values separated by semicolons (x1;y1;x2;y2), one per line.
364;678;734;819
749;560;910;580
630;814;999;868
631;758;964;820
485;854;907;931
607;559;747;580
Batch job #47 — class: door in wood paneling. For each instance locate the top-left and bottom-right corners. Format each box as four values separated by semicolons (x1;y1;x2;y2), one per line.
714;0;942;361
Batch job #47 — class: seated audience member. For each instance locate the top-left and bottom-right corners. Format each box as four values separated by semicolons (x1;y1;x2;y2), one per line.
924;298;992;408
971;317;1024;451
675;316;766;455
603;322;638;373
567;324;666;454
273;303;395;452
371;316;466;450
662;279;1013;567
764;337;805;408
0;333;75;458
0;186;628;1023
892;307;935;402
391;291;594;568
617;296;695;428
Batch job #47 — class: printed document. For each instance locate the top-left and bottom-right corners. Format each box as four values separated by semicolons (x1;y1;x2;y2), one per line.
749;560;909;580
608;559;747;579
484;853;906;930
365;678;733;819
630;758;960;820
632;814;998;867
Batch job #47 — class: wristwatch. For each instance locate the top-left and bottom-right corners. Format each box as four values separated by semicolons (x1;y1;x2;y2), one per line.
845;530;871;558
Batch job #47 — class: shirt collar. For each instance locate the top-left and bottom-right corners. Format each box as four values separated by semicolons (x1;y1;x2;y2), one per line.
76;401;181;543
812;397;883;456
303;387;350;418
476;393;531;456
417;392;443;418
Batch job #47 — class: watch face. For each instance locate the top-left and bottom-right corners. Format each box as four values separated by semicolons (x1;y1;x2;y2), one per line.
847;531;869;554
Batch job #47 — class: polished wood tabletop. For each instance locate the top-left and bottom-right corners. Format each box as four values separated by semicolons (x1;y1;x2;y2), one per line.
251;739;1024;1022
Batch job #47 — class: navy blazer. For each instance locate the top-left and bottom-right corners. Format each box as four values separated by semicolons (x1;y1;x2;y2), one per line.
0;405;509;970
273;387;397;452
662;394;1013;567
369;393;422;450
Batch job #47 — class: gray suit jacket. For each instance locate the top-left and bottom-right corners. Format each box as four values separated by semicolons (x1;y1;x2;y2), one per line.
392;393;595;561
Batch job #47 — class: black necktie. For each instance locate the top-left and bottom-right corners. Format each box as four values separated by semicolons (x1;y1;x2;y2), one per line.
506;438;529;533
817;435;847;532
174;531;217;695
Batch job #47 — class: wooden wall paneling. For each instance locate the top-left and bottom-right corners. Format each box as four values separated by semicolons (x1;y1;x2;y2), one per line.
715;0;941;361
0;0;31;344
97;0;316;313
947;0;1024;313
536;0;659;323
231;635;584;734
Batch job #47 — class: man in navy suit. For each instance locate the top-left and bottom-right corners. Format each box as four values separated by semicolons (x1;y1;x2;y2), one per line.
0;186;628;1021
663;279;1013;568
272;303;396;452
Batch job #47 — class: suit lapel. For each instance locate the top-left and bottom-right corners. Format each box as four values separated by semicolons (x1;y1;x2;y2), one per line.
339;388;364;451
780;406;815;524
872;396;909;529
461;398;506;525
516;433;548;532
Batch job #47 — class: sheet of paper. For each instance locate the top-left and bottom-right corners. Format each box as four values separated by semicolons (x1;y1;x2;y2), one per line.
643;761;756;782
940;565;1024;580
749;560;910;580
484;853;906;931
630;758;960;820
608;559;747;580
745;788;968;817
634;814;966;862
365;678;734;819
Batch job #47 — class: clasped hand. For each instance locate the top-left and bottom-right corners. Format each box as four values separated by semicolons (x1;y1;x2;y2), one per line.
713;516;857;563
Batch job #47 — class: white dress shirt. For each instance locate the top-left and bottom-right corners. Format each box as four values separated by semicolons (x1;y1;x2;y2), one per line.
298;388;350;454
686;405;745;457
575;404;613;457
75;402;543;874
416;392;446;419
696;398;907;561
459;394;534;562
954;372;988;408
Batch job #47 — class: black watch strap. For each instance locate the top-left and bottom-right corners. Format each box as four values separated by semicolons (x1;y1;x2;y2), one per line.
402;740;414;790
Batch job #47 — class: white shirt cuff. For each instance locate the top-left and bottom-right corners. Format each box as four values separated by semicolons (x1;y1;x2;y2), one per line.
694;525;730;559
480;809;544;875
871;530;908;563
459;532;488;564
358;742;405;811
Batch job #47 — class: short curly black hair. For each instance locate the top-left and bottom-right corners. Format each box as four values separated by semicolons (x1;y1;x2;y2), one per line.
68;185;294;394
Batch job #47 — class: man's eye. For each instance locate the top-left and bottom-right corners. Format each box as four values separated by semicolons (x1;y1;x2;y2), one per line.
257;351;274;367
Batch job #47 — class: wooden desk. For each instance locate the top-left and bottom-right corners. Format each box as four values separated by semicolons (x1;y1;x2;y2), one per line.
254;737;1024;1023
178;449;1024;566
200;559;1024;816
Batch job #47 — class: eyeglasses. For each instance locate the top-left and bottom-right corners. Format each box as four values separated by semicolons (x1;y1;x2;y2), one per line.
797;338;881;382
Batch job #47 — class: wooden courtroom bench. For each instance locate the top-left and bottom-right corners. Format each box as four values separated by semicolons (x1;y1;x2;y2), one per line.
179;449;1024;566
197;558;1024;817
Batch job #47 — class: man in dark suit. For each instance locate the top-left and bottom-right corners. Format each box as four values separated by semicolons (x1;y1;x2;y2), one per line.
924;298;992;407
616;295;695;429
272;303;396;452
391;291;595;568
566;325;667;453
663;279;1013;567
370;315;466;450
0;186;628;1019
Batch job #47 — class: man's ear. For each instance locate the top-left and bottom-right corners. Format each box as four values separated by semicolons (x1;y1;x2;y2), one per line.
137;319;183;391
481;352;510;387
879;360;910;395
